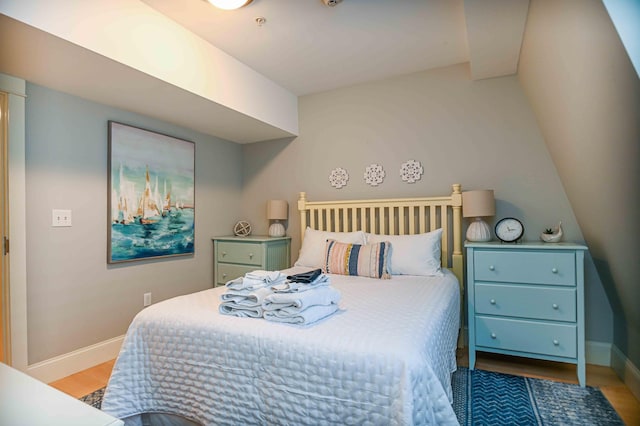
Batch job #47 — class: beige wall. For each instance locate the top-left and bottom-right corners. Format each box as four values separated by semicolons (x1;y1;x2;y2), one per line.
242;63;613;343
25;83;244;364
518;0;640;367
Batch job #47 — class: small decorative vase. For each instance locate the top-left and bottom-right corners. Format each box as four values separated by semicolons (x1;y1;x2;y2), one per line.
466;218;491;242
540;221;563;243
268;220;286;237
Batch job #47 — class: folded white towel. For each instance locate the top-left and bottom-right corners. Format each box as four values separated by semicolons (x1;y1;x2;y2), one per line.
225;277;251;290
262;287;341;313
271;274;330;293
245;270;286;284
263;303;339;326
219;302;263;318
221;287;273;305
225;276;282;292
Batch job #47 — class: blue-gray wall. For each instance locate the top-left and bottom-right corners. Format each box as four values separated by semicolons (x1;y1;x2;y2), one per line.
242;63;614;348
518;0;640;372
25;83;243;364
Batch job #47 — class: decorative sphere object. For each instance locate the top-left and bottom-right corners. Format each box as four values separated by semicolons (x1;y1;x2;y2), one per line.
233;221;252;237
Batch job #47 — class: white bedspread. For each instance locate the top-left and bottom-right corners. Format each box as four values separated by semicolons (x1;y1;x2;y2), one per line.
102;267;461;425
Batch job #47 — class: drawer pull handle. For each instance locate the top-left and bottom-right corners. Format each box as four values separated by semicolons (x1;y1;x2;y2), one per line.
222;252;227;257
222;273;227;278
551;267;558;274
489;265;495;271
490;333;497;339
249;253;254;258
553;339;559;346
552;303;559;310
490;299;496;305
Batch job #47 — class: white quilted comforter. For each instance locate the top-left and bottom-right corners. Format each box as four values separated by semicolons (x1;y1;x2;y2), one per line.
102;267;461;425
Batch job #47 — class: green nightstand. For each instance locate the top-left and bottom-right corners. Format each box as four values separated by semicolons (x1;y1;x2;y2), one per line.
212;236;291;287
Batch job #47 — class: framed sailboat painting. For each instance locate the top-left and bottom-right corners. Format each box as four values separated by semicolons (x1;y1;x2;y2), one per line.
107;121;195;263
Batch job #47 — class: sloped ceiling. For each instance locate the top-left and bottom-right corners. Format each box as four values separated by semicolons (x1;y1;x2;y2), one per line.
0;0;529;143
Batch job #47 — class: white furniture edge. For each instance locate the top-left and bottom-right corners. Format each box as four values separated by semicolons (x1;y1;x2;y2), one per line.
0;362;123;426
26;335;125;384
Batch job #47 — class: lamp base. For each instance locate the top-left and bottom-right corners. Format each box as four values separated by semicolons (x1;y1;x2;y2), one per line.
268;221;285;237
466;218;491;242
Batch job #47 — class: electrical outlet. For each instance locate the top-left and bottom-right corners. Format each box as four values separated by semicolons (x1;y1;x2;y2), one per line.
52;209;72;227
144;292;152;307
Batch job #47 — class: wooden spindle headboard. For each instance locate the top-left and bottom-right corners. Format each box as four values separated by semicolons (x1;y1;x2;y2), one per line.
297;184;464;286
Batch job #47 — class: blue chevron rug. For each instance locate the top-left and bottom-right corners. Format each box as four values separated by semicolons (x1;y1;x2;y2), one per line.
452;367;624;425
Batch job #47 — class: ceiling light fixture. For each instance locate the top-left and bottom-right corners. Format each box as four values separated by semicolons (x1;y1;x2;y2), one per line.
321;0;342;6
207;0;253;10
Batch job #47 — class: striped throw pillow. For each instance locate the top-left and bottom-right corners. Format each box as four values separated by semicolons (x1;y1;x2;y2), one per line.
323;239;390;279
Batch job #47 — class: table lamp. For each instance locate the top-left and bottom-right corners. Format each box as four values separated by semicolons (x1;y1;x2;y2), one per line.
267;200;288;237
462;190;495;242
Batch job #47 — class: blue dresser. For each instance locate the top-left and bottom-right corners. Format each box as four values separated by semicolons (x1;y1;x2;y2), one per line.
466;241;588;386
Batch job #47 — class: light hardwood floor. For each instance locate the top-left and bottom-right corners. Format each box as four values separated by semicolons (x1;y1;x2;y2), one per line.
50;351;640;425
49;359;115;399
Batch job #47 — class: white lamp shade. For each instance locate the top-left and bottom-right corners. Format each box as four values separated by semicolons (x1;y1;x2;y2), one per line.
462;190;495;218
267;200;288;220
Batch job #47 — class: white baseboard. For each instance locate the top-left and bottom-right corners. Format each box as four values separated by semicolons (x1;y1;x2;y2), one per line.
26;335;124;384
585;341;611;366
611;344;640;401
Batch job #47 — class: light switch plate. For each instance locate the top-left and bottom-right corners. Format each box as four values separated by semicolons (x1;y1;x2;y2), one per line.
52;209;72;227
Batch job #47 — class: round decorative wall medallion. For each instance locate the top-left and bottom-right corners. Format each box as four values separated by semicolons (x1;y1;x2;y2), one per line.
400;160;423;184
364;164;385;186
329;167;349;189
233;220;252;237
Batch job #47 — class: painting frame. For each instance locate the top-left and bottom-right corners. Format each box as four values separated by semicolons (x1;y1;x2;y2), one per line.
107;121;195;264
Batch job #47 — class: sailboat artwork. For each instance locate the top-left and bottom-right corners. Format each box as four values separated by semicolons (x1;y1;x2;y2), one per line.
108;121;195;263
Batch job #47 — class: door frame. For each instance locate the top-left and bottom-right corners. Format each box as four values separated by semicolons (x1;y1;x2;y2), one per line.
0;74;28;371
0;91;8;364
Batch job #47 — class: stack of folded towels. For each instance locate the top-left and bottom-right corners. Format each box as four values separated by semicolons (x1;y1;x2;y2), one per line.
219;269;341;326
219;270;285;318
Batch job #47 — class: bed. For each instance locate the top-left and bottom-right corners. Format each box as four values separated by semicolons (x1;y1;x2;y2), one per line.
102;184;464;426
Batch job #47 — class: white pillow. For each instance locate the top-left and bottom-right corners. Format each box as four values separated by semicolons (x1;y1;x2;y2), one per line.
366;228;443;276
295;227;366;268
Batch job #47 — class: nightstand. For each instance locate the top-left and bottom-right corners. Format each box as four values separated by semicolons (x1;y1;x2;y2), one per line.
466;241;588;386
212;236;291;287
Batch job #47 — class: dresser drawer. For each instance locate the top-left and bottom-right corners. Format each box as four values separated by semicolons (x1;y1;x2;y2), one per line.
475;316;577;359
217;241;263;266
475;283;576;322
216;263;257;285
474;250;576;286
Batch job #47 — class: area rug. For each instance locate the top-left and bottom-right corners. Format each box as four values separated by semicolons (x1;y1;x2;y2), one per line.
80;368;624;425
79;387;105;409
452;367;624;425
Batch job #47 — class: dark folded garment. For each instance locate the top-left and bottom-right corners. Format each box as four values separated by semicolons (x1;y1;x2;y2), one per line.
287;268;322;283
